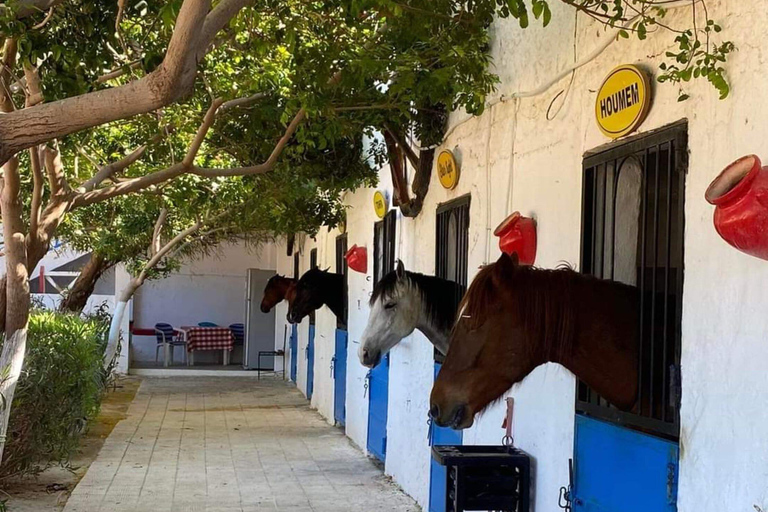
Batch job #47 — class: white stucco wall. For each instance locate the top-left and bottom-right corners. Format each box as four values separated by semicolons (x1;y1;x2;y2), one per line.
131;241;276;364
274;1;768;511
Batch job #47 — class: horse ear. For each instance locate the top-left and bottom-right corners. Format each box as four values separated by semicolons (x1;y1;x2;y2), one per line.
495;252;518;280
396;260;405;280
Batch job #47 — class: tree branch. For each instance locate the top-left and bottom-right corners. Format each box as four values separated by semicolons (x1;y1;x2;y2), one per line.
192;107;306;177
0;39;18;113
41;144;71;196
28;146;43;235
384;123;419;168
95;59;142;84
196;0;254;57
151;208;168;256
183;97;223;166
0;0;236;165
0;0;66;21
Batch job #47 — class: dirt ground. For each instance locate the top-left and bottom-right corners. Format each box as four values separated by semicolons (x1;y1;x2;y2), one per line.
0;376;142;511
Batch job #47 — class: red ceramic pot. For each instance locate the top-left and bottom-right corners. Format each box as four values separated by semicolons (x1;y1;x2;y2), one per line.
705;155;768;261
494;212;537;265
345;245;368;273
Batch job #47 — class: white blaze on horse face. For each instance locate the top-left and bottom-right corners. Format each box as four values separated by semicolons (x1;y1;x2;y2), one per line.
359;280;421;367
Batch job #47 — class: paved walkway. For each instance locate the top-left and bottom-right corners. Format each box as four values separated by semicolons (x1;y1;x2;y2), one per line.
64;377;418;512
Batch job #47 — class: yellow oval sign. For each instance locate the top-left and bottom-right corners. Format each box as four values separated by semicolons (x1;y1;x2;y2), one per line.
595;65;651;139
373;190;388;219
437;150;460;190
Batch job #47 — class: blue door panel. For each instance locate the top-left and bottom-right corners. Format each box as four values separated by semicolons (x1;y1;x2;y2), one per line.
574;415;679;512
290;325;298;382
366;353;389;462
306;325;315;400
334;329;348;426
429;362;463;512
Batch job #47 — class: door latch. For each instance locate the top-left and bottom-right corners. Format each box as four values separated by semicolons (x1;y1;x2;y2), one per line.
559;458;575;511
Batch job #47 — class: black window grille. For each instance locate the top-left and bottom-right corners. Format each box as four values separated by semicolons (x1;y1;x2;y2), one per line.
336;234;348;328
373;210;397;286
577;122;687;439
309;248;318;325
435;195;471;361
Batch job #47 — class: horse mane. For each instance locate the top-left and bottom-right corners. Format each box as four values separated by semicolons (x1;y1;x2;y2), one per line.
371;270;464;334
460;263;580;361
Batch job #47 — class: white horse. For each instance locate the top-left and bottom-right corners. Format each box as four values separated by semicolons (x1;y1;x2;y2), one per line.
359;260;464;367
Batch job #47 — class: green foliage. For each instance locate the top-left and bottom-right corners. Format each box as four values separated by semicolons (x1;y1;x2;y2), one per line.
0;310;110;479
533;0;733;100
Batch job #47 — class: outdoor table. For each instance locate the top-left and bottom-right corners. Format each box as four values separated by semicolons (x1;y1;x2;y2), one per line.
178;326;234;366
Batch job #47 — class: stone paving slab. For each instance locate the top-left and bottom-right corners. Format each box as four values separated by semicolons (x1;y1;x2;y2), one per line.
64;377;419;512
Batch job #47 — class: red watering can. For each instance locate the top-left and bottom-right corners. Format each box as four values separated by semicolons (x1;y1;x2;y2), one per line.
705;154;768;261
345;245;368;273
494;212;537;266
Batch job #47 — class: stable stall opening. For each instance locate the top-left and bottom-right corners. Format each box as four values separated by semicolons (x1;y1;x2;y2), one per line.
334;233;349;426
374;211;397;284
336;234;349;329
434;195;470;362
309;248;318;326
367;209;396;463
577;121;687;439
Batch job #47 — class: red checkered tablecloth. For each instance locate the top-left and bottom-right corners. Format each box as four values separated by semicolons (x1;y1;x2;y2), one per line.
182;327;234;352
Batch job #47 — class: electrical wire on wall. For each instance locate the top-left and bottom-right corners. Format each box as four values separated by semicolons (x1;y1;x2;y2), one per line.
484;103;496;264
546;10;579;122
433;0;698;147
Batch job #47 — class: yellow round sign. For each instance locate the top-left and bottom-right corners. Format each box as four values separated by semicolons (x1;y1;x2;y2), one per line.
437;150;460;190
373;191;388;219
595;65;651;139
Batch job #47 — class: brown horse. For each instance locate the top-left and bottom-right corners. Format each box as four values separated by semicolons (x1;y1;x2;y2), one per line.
260;275;297;313
287;267;345;323
430;252;639;430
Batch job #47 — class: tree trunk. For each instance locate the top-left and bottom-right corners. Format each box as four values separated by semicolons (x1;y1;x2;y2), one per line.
59;253;115;314
104;280;140;369
0;157;31;462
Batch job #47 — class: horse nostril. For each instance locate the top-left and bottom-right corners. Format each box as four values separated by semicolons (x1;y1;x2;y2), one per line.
429;404;440;421
450;404;468;429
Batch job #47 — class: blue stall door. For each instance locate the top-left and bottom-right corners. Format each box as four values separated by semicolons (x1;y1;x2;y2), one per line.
333;329;348;426
429;362;463;512
574;415;679;512
290;325;298;382
306;325;315;400
366;353;389;462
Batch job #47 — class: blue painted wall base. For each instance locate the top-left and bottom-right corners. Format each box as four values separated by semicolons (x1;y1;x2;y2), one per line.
333;329;348;426
366;353;389;463
306;325;315;400
289;325;297;382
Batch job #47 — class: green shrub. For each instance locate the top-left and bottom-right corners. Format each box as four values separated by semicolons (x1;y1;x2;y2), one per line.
0;310;110;479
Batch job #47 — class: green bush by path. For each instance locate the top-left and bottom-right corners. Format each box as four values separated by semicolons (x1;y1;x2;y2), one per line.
0;310;111;479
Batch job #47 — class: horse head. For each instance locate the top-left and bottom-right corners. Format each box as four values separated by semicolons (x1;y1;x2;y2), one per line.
430;253;530;430
287;267;329;324
260;275;296;313
359;261;421;368
430;252;640;430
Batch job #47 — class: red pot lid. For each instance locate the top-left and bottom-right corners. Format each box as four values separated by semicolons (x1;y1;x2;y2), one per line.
494;212;522;237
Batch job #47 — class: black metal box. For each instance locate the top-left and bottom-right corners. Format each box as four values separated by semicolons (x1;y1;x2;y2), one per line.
431;445;531;512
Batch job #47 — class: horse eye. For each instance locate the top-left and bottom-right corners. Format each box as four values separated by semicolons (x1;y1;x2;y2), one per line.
384;302;397;310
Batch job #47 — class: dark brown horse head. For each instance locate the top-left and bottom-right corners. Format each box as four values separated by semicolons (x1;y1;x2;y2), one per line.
430;252;639;430
260;275;297;313
287;267;345;323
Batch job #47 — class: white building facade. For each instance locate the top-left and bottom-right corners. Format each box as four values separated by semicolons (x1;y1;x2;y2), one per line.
274;2;768;511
